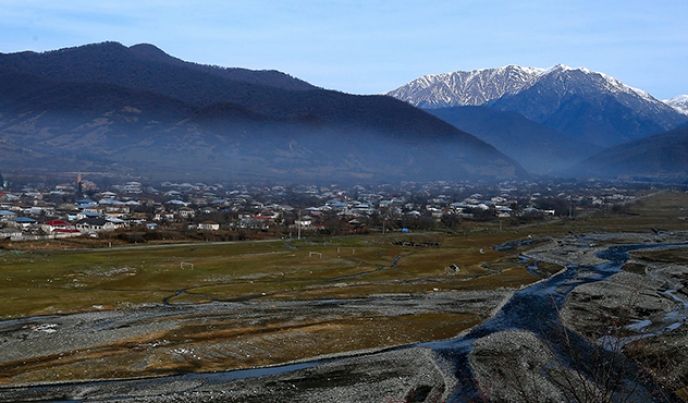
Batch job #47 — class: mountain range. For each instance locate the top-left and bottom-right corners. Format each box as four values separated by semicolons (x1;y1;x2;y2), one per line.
2;42;688;183
0;42;525;183
388;65;687;148
388;65;688;178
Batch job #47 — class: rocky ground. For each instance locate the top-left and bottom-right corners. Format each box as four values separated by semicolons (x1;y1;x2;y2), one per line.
1;232;687;402
0;291;507;402
560;251;688;398
465;232;688;402
0;347;454;403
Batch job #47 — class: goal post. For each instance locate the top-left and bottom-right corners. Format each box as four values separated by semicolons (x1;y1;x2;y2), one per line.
180;262;194;270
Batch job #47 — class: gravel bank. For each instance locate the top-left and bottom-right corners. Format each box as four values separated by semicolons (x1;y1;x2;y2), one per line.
0;291;507;401
0;347;454;403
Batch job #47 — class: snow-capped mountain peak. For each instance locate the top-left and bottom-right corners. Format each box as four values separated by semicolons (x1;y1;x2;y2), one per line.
664;95;688;114
535;64;656;104
545;63;579;73
387;64;688;148
386;64;544;108
388;64;662;110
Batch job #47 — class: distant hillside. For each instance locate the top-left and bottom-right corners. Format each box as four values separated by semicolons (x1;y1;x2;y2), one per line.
0;43;526;183
389;65;688;148
426;106;601;174
567;126;688;180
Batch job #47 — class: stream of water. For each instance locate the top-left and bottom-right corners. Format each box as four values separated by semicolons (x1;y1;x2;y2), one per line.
426;242;687;402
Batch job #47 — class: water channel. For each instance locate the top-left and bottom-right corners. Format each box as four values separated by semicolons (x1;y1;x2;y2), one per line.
427;241;688;402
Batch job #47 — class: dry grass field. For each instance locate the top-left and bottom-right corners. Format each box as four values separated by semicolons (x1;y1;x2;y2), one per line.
1;190;687;386
0;231;539;319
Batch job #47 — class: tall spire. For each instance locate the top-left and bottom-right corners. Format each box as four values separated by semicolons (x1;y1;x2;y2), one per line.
77;172;83;195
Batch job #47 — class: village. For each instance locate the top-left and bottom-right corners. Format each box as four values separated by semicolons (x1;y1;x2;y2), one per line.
0;175;646;243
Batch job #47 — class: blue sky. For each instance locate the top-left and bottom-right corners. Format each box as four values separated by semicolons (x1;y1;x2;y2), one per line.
1;1;686;99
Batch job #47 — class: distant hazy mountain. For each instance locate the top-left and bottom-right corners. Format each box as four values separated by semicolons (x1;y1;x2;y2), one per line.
567;125;688;180
665;95;688;114
389;65;688;148
425;106;601;174
0;42;526;183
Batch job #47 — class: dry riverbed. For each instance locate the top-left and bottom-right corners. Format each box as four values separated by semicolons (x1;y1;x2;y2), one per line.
466;232;688;402
0;291;509;393
2;231;687;402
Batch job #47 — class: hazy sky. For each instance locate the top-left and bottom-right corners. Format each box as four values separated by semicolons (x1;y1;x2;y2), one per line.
1;1;686;99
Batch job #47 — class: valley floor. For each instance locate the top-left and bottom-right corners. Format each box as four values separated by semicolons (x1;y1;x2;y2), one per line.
1;231;687;402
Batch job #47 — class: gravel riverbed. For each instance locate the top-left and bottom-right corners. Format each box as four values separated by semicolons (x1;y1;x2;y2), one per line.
2;231;687;402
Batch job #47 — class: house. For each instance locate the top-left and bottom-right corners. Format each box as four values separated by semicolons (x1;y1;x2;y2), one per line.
0;194;20;202
154;211;176;221
121;183;142;194
197;221;220;231
76;199;98;209
99;199;131;218
75;218;117;233
76;210;102;220
99;191;117;199
165;199;186;207
406;210;422;218
190;197;208;206
236;216;271;230
24;204;56;217
293;217;313;229
0;227;22;239
107;218;128;230
13;216;37;229
42;219;76;233
177;207;195;219
55;183;75;192
497;207;513;218
0;210;17;221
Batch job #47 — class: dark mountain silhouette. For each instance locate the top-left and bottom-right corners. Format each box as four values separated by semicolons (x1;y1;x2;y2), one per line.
0;42;316;96
0;42;525;182
127;43;317;92
567;126;688;180
425;106;601;174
